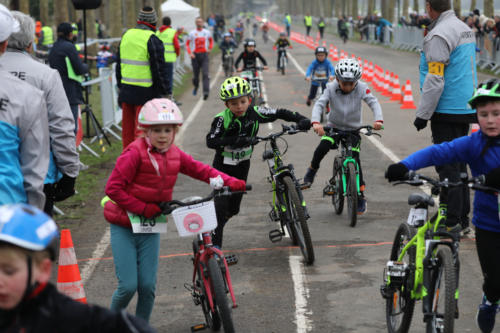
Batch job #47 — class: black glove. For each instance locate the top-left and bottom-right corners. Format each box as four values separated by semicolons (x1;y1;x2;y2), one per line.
385;163;410;182
231;136;255;148
484;167;500;188
297;118;312;131
413;117;428;131
53;174;76;202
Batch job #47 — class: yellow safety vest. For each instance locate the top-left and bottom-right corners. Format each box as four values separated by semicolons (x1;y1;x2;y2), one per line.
286;15;292;25
304;16;312;27
318;21;325;28
156;28;176;63
120;29;154;87
71;23;78;36
41;26;53;46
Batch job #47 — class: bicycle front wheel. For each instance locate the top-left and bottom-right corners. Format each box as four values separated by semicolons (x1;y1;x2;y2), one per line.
208;257;235;333
332;157;344;215
281;56;286;75
425;246;456;333
346;162;358;227
283;176;315;265
386;223;416;333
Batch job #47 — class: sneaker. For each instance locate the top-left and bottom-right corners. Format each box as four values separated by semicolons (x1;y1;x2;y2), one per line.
357;197;367;215
203;94;209;100
476;294;499;333
306;99;312;106
303;167;317;188
192;87;198;96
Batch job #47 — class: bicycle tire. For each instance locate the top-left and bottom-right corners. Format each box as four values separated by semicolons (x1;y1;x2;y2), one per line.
425;247;456;333
332;157;344;215
283;176;315;265
346;162;358;227
386;223;416;333
193;241;221;330
281;56;285;75
207;257;235;333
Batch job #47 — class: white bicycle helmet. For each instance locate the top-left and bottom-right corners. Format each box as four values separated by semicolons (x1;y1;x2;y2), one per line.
335;58;362;82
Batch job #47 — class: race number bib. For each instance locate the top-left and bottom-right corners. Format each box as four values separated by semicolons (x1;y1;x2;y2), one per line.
223;146;252;165
406;208;427;227
128;212;167;234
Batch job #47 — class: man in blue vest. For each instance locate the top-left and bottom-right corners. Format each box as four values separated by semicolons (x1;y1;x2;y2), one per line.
414;0;477;233
115;6;169;149
48;22;89;134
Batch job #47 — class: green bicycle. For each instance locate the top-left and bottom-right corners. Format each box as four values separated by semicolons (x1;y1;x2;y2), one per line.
380;172;494;333
322;125;381;227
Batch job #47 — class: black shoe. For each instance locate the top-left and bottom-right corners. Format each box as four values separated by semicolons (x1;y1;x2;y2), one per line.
192;87;198;96
203;94;209;100
306;99;312;106
302;167;317;188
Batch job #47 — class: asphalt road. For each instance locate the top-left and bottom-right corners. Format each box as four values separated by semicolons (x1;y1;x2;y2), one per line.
68;20;497;333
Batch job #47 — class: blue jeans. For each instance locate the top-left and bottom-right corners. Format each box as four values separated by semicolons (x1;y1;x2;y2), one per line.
109;224;160;322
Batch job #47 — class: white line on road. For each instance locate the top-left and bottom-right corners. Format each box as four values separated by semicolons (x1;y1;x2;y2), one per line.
289;255;313;332
81;66;223;285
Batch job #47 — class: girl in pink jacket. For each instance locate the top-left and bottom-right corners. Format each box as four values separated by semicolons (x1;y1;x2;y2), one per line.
102;98;245;322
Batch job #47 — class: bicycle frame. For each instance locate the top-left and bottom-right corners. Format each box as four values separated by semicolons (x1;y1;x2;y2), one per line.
337;135;361;196
192;232;238;310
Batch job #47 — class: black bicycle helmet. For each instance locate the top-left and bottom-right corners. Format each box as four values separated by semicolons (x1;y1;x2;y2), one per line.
315;46;328;55
244;38;256;47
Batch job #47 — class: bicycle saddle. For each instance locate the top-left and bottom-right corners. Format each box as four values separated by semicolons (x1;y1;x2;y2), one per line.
408;193;435;207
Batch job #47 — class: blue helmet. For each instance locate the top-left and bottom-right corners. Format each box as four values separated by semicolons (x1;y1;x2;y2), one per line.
0;204;59;258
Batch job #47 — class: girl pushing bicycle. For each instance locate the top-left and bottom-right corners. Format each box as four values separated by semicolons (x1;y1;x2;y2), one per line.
302;58;384;215
206;77;311;248
102;98;246;322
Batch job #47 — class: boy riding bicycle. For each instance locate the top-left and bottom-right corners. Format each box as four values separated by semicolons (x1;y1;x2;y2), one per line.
219;32;237;63
206;76;311;248
385;79;500;333
305;46;335;106
235;38;268;71
273;32;292;71
302;58;383;215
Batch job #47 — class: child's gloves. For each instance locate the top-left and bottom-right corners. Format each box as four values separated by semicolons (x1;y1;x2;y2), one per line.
227;178;247;192
143;203;162;218
297;119;312;130
385;163;409;182
210;175;224;190
53;174;76;201
484;167;500;188
231;136;256;148
413;117;427;131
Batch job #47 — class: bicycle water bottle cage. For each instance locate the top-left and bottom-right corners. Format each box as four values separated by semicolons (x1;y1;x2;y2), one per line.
408;193;435;207
262;149;274;160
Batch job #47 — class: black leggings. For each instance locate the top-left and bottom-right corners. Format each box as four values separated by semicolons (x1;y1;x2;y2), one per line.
310;135;364;187
475;226;500;303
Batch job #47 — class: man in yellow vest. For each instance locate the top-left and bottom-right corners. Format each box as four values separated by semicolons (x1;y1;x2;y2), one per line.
115;6;169;149
157;16;180;100
39;24;53;51
304;13;312;37
318;16;326;39
284;13;292;37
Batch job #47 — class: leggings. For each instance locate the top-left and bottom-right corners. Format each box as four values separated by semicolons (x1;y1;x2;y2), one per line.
475;226;500;303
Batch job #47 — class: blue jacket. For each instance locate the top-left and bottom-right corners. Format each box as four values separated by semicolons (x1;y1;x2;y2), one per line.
306;59;334;86
401;131;500;233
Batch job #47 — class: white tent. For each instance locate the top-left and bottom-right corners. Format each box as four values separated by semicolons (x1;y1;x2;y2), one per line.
161;0;200;32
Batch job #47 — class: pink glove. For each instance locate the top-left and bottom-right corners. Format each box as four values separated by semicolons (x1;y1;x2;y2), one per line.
143;203;161;218
227;178;246;192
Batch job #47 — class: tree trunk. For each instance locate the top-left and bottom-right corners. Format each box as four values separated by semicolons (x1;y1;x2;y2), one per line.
352;0;358;19
324;0;333;18
381;0;387;19
388;0;395;22
108;0;123;37
54;0;69;23
469;0;476;13
452;0;461;17
402;0;409;18
40;0;50;25
368;0;375;16
483;0;493;18
413;0;419;13
334;0;341;17
124;0;136;29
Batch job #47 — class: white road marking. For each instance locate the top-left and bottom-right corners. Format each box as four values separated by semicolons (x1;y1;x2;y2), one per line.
81;66;223;285
289;255;313;332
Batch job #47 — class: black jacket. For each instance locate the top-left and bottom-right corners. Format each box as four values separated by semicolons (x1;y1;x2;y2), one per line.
0;283;156;333
235;50;267;69
48;37;89;105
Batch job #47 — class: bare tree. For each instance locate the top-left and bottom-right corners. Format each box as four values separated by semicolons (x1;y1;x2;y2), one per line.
352;0;358;19
413;0;419;14
108;0;123;37
453;0;461;17
368;0;375;16
388;0;395;22
54;0;69;24
124;0;136;29
469;0;476;13
381;0;387;18
403;0;409;18
40;0;50;25
484;0;493;17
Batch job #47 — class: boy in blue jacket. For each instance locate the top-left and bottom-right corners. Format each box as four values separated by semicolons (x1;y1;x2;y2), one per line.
305;46;334;106
385;79;500;333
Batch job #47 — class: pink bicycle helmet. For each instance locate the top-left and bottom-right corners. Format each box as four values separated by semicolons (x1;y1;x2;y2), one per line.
138;98;183;127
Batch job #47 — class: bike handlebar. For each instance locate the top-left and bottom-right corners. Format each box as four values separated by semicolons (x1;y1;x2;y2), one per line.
323;125;382;138
254;124;307;143
158;185;252;215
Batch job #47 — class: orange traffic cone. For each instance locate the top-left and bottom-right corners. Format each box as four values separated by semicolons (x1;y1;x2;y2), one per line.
401;80;417;109
322;40;326;47
471;123;480;134
332;47;339;61
57;229;87;303
366;62;374;82
75;106;83;148
391;75;402;102
382;71;392;96
329;44;334;57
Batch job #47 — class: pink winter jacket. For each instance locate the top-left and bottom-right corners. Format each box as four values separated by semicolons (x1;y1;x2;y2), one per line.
104;138;240;228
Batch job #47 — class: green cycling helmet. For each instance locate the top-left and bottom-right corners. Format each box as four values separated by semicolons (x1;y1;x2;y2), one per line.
219;76;252;101
469;79;500;109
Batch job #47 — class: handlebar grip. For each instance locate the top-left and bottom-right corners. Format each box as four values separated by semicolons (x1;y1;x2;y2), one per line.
245;184;253;191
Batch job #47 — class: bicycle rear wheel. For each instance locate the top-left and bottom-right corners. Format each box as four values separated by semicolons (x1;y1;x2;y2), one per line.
332;157;344;215
283;176;315;265
207;257;235;333
425;246;456;333
386;223;416;333
346;162;358;227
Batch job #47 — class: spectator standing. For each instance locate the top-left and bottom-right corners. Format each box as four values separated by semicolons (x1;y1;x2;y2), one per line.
0;4;49;210
157;16;180;100
1;11;80;216
186;17;213;100
317;17;326;39
304;13;312;37
38;22;54;52
414;0;477;232
115;6;169;149
284;13;292;37
48;22;89;134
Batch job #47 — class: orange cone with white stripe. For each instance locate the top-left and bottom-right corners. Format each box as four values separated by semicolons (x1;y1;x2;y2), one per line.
75;106;83;147
400;80;417;109
366;62;374;82
57;229;87;303
391;75;402;102
332;47;339;61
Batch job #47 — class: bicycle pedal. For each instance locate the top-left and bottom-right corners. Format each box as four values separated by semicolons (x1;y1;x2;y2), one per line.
191;323;207;332
379;284;392;299
268;208;280;222
269;229;283;243
300;182;311;190
323;185;334;196
224;254;238;266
